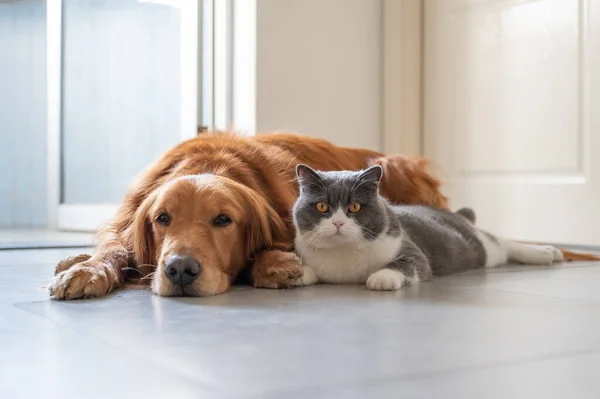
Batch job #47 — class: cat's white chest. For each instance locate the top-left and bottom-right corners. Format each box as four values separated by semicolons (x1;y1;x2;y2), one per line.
297;235;402;284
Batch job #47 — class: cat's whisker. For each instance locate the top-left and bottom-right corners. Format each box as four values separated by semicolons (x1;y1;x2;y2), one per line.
305;231;319;246
314;233;325;251
297;231;320;259
365;229;379;242
307;231;319;242
308;233;320;249
311;232;324;248
352;235;361;252
298;242;313;260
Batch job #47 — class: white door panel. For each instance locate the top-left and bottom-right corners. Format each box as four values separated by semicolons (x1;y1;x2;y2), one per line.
425;0;600;245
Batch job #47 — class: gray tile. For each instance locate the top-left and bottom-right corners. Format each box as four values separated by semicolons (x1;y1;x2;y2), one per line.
0;251;226;399
439;262;600;302
17;284;600;397
0;307;222;399
2;247;600;398
278;349;600;399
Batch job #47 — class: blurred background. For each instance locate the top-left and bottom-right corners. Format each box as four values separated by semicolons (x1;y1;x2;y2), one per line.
0;0;598;246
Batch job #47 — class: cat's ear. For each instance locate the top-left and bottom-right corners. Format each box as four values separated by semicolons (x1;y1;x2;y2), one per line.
359;165;384;183
296;164;322;184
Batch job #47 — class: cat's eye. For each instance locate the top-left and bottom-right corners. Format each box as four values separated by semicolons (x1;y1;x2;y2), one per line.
348;203;362;213
316;202;329;213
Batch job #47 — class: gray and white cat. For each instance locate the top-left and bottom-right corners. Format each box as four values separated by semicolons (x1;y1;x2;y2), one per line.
292;165;563;291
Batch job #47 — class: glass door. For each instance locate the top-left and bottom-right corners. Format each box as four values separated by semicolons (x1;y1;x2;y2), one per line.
47;0;203;231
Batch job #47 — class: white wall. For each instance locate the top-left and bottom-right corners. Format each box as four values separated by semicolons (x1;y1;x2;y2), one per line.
255;0;383;151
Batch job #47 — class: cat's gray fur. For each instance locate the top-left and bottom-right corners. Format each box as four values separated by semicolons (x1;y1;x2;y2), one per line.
292;165;563;290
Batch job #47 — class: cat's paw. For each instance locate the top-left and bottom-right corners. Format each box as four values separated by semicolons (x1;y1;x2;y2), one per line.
366;269;405;291
292;266;318;287
551;246;564;263
530;245;561;265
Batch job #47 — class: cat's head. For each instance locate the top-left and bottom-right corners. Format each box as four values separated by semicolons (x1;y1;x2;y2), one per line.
293;165;387;248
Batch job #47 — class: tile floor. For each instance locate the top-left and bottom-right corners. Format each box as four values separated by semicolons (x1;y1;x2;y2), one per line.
1;237;600;398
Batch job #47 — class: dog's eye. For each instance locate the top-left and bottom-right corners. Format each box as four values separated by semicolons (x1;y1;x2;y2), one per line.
156;212;171;226
213;214;232;226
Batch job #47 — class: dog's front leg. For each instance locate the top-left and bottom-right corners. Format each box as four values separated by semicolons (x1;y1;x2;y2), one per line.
49;238;129;300
250;250;303;289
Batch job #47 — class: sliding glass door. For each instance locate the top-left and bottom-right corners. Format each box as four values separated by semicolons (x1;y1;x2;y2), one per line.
47;0;203;230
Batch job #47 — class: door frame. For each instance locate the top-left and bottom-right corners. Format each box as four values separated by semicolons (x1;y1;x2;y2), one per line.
382;0;423;156
46;0;224;231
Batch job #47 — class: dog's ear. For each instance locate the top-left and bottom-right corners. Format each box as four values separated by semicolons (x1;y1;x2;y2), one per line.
132;191;158;266
370;156;448;208
242;188;289;259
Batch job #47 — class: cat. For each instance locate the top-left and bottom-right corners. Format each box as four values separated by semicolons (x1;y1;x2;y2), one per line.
292;164;563;291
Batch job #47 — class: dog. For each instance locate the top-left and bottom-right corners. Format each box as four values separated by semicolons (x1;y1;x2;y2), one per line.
48;132;597;299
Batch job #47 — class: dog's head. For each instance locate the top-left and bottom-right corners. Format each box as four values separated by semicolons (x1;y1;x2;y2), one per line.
132;174;286;296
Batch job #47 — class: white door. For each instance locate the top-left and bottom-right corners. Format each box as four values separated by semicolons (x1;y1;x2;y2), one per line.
46;0;203;231
424;0;600;246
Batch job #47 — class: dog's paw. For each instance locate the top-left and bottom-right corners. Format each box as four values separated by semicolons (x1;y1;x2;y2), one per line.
292;266;318;287
366;269;405;291
55;253;92;274
49;261;115;300
252;251;303;289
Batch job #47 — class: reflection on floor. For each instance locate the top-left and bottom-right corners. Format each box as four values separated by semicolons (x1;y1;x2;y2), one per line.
1;232;600;398
0;229;94;249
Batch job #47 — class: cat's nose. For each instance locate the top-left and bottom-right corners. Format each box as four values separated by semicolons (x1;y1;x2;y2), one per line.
332;220;345;230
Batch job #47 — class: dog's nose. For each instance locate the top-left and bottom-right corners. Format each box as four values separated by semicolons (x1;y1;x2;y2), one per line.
164;255;201;286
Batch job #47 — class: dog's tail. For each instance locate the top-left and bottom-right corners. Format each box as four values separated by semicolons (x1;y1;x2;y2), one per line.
555;248;598;262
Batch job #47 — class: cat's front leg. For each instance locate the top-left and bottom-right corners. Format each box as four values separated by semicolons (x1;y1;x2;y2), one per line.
366;241;430;291
294;266;319;286
291;257;319;287
366;262;425;291
366;269;408;291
